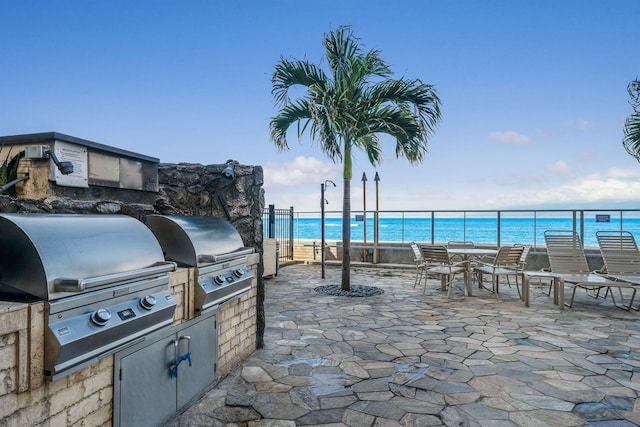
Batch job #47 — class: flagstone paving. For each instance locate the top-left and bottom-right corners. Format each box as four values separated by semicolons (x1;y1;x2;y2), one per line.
167;264;640;427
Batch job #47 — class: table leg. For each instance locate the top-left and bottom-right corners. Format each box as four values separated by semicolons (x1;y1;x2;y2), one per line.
523;274;530;306
557;278;564;310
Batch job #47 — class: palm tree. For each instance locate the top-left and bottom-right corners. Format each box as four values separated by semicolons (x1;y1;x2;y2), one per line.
623;79;640;161
270;26;441;291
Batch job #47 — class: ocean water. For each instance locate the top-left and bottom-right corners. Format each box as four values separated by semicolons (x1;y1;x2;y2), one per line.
287;217;640;246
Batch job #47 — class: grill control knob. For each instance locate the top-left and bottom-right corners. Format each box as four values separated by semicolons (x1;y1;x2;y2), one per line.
91;308;111;326
214;275;226;285
233;269;245;278
140;295;157;310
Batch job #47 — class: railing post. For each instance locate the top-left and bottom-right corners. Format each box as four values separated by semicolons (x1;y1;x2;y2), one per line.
463;211;466;241
579;210;585;245
373;211;379;263
431;211;435;244
289;206;294;260
268;204;275;239
497;211;501;247
533;211;537;248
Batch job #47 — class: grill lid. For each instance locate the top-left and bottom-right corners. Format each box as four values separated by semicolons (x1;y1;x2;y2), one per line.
146;215;252;267
0;213;170;300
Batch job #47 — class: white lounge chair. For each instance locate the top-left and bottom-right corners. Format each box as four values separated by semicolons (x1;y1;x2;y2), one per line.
544;230;637;310
596;230;640;310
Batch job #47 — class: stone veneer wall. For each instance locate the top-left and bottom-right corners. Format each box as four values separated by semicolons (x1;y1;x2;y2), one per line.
154;162;266;350
0;161;265;427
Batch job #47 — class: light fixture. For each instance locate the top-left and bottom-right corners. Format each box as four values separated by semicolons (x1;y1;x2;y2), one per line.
222;160;236;178
24;146;74;175
45;149;74;175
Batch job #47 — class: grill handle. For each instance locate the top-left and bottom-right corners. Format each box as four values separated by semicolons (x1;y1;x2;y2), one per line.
197;247;255;264
54;262;177;292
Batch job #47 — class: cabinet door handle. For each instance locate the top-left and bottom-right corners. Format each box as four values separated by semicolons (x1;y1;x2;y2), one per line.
168;339;179;378
178;335;192;368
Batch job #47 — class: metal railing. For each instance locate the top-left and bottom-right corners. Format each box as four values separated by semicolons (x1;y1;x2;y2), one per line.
283;208;640;248
262;205;294;261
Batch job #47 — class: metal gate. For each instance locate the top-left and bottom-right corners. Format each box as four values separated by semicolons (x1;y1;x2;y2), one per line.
263;205;293;261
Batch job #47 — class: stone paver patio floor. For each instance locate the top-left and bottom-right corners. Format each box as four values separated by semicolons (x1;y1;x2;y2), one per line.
167;263;640;427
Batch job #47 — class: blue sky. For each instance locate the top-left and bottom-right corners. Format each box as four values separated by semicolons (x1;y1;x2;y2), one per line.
2;1;639;213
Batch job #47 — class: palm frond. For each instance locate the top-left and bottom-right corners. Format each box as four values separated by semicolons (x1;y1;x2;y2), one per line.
355;134;382;165
269;100;312;151
366;79;441;131
623;111;640;161
324;26;360;81
364;105;427;164
623;79;640;162
271;58;328;106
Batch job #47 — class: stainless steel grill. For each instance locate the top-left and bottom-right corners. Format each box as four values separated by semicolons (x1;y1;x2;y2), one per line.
146;215;254;314
0;213;176;381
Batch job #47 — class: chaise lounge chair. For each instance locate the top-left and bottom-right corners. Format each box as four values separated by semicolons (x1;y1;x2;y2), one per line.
544;230;637;310
596;230;640;310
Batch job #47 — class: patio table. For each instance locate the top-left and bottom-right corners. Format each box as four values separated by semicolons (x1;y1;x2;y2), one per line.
446;247;498;296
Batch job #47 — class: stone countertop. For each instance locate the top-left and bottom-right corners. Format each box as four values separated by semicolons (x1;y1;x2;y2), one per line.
0;300;30;312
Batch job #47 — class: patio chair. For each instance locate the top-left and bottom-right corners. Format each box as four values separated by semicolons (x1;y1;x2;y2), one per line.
419;245;470;298
447;241;475;263
596;230;640;310
544;230;637;310
409;242;427;288
473;245;524;299
505;244;530;297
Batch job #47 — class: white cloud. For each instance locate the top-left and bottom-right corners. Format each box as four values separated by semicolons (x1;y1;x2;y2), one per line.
546;160;572;177
578;119;589;129
608;167;640;179
490;167;640;208
489;131;530;145
263;156;338;189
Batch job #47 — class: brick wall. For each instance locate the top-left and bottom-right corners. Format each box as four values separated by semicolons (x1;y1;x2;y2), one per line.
0;302;113;427
217;253;259;378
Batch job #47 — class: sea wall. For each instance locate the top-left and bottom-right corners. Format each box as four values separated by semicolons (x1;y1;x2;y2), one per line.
291;239;605;271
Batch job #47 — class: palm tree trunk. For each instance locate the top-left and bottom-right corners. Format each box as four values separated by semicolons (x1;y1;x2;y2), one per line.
341;177;351;290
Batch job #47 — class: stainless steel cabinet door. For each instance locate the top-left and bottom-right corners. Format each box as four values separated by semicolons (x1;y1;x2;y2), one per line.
176;314;217;408
118;335;176;427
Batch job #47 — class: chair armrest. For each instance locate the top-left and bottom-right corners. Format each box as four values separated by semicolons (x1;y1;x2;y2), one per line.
472;260;494;268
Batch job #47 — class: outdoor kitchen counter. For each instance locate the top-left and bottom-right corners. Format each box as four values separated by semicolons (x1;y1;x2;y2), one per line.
0;299;45;396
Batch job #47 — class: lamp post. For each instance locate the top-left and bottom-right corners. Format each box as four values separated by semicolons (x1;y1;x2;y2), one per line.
374;172;380;263
321;180;335;279
362;172;367;262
